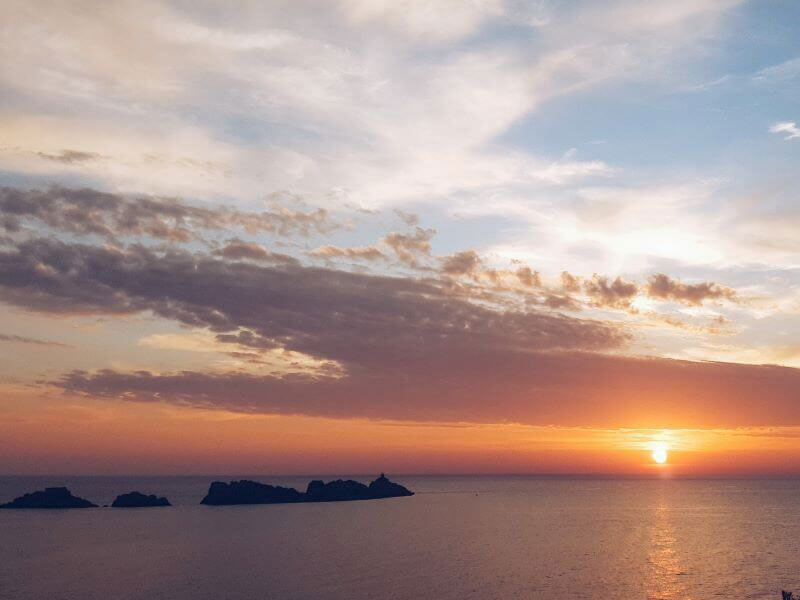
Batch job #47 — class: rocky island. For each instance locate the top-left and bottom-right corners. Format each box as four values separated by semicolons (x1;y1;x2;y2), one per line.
0;475;412;509
0;486;97;509
201;480;304;505
201;473;413;506
111;491;171;507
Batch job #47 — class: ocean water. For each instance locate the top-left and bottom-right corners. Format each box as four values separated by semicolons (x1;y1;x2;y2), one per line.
2;476;800;599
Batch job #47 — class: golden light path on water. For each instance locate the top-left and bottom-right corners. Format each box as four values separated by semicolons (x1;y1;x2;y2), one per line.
647;491;690;600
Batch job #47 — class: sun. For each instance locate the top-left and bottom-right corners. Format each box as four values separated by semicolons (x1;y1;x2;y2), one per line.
651;442;668;465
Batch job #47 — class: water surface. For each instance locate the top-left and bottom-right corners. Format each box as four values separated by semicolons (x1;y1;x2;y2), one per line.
2;476;799;599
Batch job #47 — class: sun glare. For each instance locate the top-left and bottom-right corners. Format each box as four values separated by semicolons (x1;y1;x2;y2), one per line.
652;442;668;465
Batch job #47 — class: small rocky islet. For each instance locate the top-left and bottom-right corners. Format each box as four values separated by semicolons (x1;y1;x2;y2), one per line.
111;491;171;508
0;474;412;509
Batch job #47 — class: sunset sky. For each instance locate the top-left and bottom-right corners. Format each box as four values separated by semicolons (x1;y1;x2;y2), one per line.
1;0;800;475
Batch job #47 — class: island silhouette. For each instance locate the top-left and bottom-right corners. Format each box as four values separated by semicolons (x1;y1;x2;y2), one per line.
0;474;413;508
111;491;171;508
0;487;97;509
201;474;413;505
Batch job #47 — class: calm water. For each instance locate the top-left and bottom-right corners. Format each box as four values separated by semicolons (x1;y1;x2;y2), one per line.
2;476;800;599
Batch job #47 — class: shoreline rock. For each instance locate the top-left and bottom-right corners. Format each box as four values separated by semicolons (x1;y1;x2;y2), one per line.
201;474;413;506
111;491;171;508
0;487;97;509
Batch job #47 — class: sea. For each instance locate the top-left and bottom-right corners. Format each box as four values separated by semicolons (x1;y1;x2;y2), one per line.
2;475;800;599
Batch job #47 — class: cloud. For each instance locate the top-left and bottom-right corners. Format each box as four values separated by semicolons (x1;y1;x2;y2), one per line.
646;273;736;305
0;0;744;209
394;209;420;226
35;149;101;164
309;223;438;266
212;239;299;265
561;271;581;292
0;333;69;347
0;202;782;429
441;250;482;277
383;227;435;267
542;293;581;311
0;238;628;368
515;266;541;288
52;353;800;428
0;185;742;316
309;245;386;261
0;181;765;430
770;121;800;140
583;275;638;310
1;232;780;428
339;0;504;42
138;330;340;376
532;152;612;185
754;57;800;83
0;186;338;241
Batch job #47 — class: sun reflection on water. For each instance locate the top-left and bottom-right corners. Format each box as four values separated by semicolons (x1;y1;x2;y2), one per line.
647;494;691;600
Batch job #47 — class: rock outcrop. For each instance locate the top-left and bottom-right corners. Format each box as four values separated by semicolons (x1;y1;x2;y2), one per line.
201;474;413;506
368;473;414;498
111;491;171;507
305;479;372;502
200;480;304;505
0;487;97;509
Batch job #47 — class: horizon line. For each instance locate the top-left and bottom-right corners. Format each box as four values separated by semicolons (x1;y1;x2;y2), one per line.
5;472;800;481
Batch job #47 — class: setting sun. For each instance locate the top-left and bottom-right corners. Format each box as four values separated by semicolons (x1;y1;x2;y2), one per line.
652;443;669;465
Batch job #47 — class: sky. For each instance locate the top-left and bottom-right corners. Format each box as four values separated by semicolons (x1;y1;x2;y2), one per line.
1;0;800;476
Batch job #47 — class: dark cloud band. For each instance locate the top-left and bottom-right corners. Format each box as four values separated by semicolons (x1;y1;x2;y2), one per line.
53;353;800;427
0;186;337;242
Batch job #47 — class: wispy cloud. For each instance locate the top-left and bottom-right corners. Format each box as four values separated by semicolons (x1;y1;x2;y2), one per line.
0;186;339;241
532;150;613;184
0;333;69;347
754;56;800;82
0;0;745;206
35;149;102;164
